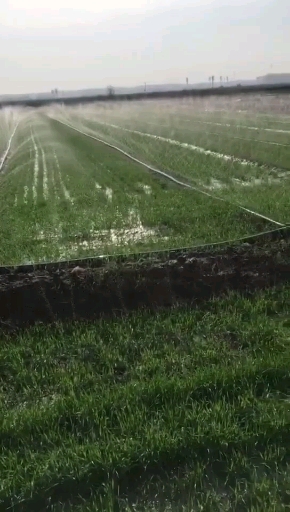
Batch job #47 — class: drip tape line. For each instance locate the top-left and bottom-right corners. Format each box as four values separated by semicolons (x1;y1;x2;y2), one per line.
141;119;290;148
91;119;290;182
0;117;287;274
1;222;289;276
52;117;285;227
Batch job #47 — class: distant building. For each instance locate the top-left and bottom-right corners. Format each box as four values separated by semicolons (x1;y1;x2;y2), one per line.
256;73;290;84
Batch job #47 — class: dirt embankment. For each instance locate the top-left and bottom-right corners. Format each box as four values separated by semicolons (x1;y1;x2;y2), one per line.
1;235;290;331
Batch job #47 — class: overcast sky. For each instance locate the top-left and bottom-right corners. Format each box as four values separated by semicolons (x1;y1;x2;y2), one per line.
1;0;289;94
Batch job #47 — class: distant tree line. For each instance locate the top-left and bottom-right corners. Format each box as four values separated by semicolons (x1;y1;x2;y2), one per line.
2;83;290;109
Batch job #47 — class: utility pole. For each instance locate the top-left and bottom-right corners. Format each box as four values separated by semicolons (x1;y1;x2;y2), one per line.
107;85;115;96
144;82;147;92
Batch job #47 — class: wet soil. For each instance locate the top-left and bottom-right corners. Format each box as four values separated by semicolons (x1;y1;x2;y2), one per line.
1;231;290;331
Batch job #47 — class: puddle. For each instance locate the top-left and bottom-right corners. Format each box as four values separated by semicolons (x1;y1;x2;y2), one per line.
232;175;288;187
105;187;113;201
23;185;29;204
33;210;166;260
138;183;152;195
200;172;290;191
203;178;226;190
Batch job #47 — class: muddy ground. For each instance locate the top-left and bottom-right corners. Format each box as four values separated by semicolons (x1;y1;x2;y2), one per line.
1;230;290;331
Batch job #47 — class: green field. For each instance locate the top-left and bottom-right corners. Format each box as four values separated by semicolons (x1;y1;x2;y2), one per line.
1;286;290;510
1;95;290;264
50;96;290;228
0;113;272;265
1;94;290;511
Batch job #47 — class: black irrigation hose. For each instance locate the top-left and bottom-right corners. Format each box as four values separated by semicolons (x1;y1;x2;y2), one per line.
52;117;285;227
0;117;288;274
0;224;289;275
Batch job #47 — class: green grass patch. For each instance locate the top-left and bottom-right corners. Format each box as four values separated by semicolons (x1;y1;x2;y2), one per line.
0;115;272;266
1;285;290;510
70;111;290;226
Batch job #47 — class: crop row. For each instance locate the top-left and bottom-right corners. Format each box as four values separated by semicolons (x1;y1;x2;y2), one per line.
52;99;290;226
1;113;273;265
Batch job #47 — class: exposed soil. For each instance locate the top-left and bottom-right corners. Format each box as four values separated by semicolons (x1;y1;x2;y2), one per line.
1;230;290;331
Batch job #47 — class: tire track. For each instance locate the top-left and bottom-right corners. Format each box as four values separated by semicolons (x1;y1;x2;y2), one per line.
31;131;39;204
41;148;49;201
53;150;74;204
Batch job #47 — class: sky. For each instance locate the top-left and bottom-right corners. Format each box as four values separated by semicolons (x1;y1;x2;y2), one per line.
1;0;289;95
